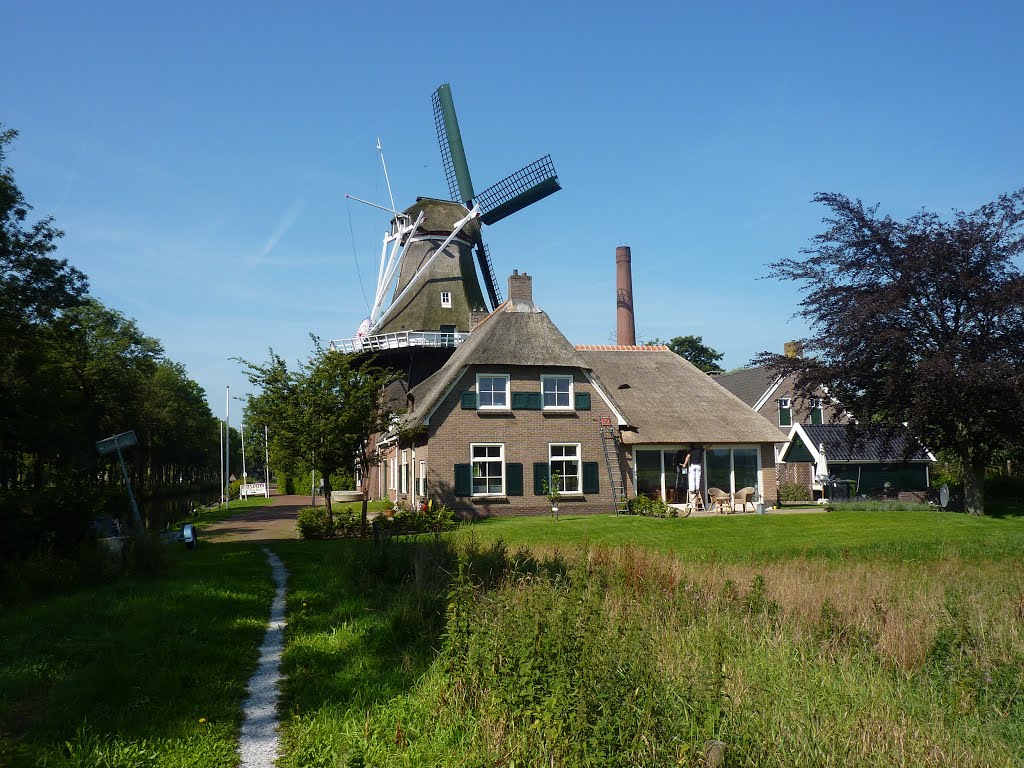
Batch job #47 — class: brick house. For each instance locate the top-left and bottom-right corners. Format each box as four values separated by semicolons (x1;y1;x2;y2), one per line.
373;272;783;517
716;351;934;501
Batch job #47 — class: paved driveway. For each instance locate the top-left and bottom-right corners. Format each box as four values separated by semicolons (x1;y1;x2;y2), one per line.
202;494;322;543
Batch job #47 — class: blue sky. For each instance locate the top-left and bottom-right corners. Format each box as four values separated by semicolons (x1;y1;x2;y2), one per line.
6;1;1022;413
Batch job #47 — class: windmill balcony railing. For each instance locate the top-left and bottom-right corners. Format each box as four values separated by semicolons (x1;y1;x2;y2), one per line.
330;330;469;354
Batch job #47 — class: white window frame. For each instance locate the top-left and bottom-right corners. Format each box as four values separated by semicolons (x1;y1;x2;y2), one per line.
400;450;408;494
471;443;505;497
476;373;510;410
704;444;764;500
541;374;574;410
440;291;452;308
418;460;426;497
549;442;582;494
389;456;397;491
778;398;793;426
809;397;823;424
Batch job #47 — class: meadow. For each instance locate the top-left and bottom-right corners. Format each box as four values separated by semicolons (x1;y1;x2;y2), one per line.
3;509;1022;766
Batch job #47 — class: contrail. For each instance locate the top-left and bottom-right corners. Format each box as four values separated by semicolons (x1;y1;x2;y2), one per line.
256;198;304;262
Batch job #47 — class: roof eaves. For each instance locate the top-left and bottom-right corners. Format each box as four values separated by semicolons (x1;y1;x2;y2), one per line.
422;365;468;426
753;374;786;412
582;369;629;427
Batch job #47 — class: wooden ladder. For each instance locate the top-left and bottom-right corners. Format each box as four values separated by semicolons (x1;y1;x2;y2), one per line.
598;417;629;513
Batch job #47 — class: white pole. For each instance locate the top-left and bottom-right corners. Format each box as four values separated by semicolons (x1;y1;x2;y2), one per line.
264;425;270;498
240;419;247;498
226;386;230;510
219;420;224;509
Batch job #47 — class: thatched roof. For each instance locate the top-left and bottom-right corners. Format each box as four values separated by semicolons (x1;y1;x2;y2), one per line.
402;197;482;241
402;299;592;427
578;348;783;445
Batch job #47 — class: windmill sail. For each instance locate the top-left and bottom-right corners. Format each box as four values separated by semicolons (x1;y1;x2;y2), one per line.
474;154;561;226
432;85;475;205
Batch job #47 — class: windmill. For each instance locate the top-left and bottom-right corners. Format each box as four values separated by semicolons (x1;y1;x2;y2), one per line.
334;83;561;356
432;83;561;309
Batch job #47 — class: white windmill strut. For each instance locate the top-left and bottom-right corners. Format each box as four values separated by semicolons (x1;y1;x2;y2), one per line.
371;205;480;333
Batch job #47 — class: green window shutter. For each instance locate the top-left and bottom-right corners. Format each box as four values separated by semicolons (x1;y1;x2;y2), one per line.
811;408;823;425
507;463;523;496
527;392;542;410
533;463;549;495
779;407;792;427
454;464;471;496
512;392;529;410
582;462;600;494
575;391;591;410
461;392;477;410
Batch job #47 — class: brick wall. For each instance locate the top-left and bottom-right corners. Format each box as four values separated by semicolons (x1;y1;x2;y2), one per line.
419;365;619;517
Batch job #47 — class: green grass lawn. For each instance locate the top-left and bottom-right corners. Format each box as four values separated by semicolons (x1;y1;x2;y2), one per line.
455;507;1024;562
0;544;274;767
6;507;1023;767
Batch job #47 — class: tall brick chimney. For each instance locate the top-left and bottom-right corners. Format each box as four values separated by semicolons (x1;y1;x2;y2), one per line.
508;269;533;302
616;246;636;346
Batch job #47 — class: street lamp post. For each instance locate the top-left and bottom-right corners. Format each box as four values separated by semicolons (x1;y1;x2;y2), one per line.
225;386;230;511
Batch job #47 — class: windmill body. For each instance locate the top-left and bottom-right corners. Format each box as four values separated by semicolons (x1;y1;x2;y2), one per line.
332;83;560;359
375;198;488;336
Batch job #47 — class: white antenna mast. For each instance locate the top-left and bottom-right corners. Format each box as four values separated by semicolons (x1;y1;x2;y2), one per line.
377;138;396;214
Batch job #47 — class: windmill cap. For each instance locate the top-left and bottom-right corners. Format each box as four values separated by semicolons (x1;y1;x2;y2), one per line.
402;197;481;240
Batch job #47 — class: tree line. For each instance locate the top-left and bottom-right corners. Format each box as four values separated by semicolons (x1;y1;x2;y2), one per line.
2;127;230;553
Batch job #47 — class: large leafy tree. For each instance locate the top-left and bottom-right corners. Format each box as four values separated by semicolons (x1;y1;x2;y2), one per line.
240;340;399;532
645;335;725;373
758;191;1024;515
1;127;88;488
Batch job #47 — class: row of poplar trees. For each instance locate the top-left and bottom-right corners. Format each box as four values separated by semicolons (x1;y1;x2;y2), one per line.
2;127;226;531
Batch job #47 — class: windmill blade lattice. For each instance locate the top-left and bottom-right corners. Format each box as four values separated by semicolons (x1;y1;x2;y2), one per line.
474;155;560;226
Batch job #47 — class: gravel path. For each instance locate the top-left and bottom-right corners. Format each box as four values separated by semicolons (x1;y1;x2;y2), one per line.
238;547;289;768
203;494;322;543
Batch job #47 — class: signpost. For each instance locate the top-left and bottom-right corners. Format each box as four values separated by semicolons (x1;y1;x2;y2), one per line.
95;430;143;534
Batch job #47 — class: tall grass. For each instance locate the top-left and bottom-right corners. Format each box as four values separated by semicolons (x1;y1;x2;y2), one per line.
273;536;1024;767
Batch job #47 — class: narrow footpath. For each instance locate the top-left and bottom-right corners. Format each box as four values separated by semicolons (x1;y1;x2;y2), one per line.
238;547;289;768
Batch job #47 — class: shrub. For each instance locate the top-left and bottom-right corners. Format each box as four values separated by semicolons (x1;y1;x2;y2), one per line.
626;493;673;517
371;503;457;538
296;506;336;539
779;482;812;502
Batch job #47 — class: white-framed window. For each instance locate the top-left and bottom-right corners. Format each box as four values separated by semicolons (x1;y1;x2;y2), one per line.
541;374;573;409
440;291;452;308
549;443;581;493
389;456;397;490
471;443;505;496
400;450;408;494
778;398;792;427
418;460;426;497
476;374;510;410
809;397;823;425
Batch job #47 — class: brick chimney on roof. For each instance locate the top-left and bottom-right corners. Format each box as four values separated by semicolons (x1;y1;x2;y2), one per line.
616;246;636;346
508;269;533;302
784;340;804;358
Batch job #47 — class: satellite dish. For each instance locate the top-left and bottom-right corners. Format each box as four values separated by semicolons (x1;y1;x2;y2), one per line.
939;484;950;508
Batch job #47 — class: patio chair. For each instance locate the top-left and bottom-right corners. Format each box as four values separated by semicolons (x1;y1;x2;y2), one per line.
734;487;756;513
707;487;731;514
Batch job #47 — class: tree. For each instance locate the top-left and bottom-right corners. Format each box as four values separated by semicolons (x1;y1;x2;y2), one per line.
644;335;725;373
240;340;399;533
1;126;88;488
758;191;1024;515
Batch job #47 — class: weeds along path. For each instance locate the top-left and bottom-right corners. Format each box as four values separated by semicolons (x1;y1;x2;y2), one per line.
238;547;289;768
